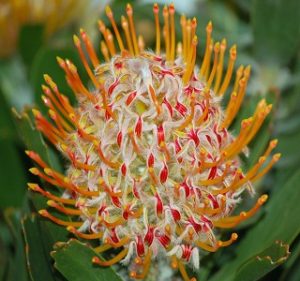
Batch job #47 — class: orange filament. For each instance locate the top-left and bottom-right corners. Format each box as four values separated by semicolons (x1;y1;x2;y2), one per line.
27;183;76;205
105;6;125;51
79;28;100;68
106;29;117;56
67;226;103;240
180;15;187;60
126;4;139;55
94;243;112;253
204;40;214;81
41;83;73;124
100;41;110;61
106;236;130;248
153;3;161;55
47;200;82;216
38;210;83;227
207;42;220;87
92;248;128;266
218;233;238;247
183;35;198;84
138;35;145;52
200;21;213;77
186;19;191;62
178;260;194;281
233;65;244;93
26;150;48;168
218;45;237;96
213;195;268;228
213;38;226;93
163;6;170;60
251;154;281;182
121;16;134;55
130;250;152;279
169;4;176;62
222;77;248;129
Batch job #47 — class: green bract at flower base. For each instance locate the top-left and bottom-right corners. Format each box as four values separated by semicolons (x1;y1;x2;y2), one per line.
26;3;280;281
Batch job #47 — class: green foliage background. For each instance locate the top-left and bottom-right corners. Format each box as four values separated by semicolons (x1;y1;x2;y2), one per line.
0;0;300;280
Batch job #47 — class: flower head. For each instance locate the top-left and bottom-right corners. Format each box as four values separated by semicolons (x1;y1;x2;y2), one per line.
27;3;280;281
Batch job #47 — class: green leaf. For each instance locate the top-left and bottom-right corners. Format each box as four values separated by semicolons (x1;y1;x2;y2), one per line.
210;168;300;281
252;0;300;65
233;241;290;281
19;24;45;69
52;239;123;281
0;89;27;208
21;214;57;281
4;208;29;281
0;56;33;109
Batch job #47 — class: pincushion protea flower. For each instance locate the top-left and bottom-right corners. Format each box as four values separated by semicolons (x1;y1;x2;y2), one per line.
26;3;280;281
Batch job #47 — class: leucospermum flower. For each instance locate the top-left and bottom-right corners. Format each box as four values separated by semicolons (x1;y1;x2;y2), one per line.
27;3;280;281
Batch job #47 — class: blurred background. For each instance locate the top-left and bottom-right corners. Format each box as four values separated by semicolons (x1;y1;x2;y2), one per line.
0;0;300;280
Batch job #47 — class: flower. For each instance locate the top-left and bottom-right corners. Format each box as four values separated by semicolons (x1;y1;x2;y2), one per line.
27;3;280;281
0;0;86;57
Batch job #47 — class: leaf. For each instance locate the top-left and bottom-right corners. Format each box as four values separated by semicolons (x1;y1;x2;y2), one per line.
0;56;34;109
252;0;300;65
19;24;45;70
233;241;290;281
0;89;27;207
21;214;60;281
209;168;300;281
52;239;123;281
4;208;29;281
